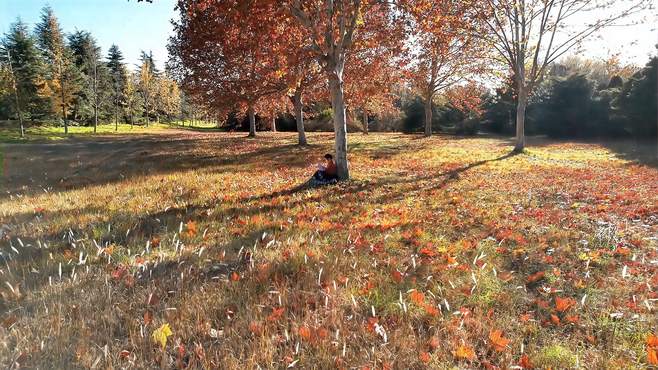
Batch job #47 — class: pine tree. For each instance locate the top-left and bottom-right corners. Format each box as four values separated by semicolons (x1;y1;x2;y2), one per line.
107;44;127;129
68;30;110;131
35;6;65;66
35;6;82;133
1;19;48;126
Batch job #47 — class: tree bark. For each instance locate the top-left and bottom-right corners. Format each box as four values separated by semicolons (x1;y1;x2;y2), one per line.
247;105;256;137
93;61;98;134
424;94;433;137
514;87;528;153
271;113;277;132
362;108;368;135
293;90;307;146
328;71;350;180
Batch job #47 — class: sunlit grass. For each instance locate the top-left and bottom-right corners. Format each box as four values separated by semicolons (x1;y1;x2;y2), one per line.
0;122;171;142
0;132;656;368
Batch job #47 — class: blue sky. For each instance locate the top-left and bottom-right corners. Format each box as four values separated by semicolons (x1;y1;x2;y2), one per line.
0;0;176;71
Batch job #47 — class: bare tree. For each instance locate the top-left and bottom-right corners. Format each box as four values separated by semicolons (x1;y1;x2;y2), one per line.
482;0;651;152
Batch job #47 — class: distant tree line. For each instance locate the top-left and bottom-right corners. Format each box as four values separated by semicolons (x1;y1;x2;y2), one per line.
0;6;190;134
483;55;657;139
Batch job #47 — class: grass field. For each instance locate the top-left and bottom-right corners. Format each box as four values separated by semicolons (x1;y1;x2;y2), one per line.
0;131;657;369
0;120;223;143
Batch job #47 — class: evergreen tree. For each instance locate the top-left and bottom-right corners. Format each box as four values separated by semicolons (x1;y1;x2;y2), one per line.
1;19;48;123
35;6;82;132
618;57;658;138
68;30;110;130
107;44;128;129
35;6;65;66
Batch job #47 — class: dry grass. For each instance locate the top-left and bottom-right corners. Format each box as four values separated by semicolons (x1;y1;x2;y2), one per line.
0;132;656;369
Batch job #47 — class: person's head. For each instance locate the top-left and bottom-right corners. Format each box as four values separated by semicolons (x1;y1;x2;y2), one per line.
324;153;334;163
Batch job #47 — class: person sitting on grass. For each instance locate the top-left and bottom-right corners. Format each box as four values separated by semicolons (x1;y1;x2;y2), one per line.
313;153;338;183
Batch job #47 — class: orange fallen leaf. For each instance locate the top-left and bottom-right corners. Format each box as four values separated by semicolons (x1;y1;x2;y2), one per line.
419;351;431;363
526;271;545;284
423;303;439;317
489;329;510;352
454;345;475;360
391;269;403;283
428;337;440;350
648;333;658;348
298;326;311;340
519;354;533;369
230;271;240;282
555;297;575;312
410;290;425;304
550;314;561;325
186;220;198;237
267;307;285;322
648;347;658;365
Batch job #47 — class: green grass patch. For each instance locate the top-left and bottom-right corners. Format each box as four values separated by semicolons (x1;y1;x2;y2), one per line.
0;123;171;143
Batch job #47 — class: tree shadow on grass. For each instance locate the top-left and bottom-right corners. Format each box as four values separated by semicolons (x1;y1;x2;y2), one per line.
1;133;328;197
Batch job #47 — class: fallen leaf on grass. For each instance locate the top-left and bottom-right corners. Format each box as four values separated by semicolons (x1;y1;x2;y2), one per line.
152;323;172;349
410;290;425;304
186;220;197;237
489;329;510;352
648;348;658;365
526;271;545;284
454;345;475;360
555;297;576;312
519;354;533;369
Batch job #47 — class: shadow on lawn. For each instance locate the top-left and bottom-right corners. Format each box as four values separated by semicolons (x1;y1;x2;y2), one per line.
1;133;327;196
2;145;521;304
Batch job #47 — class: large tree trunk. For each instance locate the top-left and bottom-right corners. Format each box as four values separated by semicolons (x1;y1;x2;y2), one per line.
424;94;433;137
247;105;256;137
362;108;368;135
271;113;277;132
514;87;528;153
328;71;350;180
293;90;307;146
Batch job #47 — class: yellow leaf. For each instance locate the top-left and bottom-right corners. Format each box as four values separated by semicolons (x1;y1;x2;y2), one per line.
152;323;172;349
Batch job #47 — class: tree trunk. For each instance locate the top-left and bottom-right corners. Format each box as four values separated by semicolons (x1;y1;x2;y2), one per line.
93;61;98;134
328;71;350;180
424;94;433;137
247;105;256;137
514;87;528;153
362;108;368;135
63;105;68;134
271;113;277;132
293;90;307;146
115;96;118;132
12;85;24;137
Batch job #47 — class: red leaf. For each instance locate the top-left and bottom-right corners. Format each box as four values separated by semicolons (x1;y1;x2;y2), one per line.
555;297;575;312
519;354;533;369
